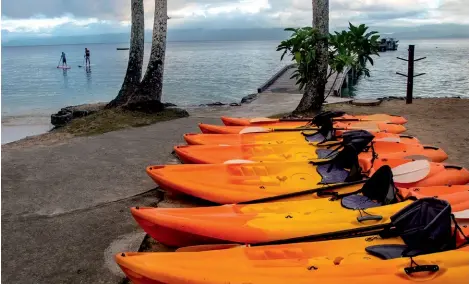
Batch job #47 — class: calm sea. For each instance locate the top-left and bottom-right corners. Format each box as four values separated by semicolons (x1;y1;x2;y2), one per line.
2;39;469;143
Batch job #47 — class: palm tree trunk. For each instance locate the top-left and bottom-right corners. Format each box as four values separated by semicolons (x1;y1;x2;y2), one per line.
127;0;167;106
294;0;329;113
107;0;144;107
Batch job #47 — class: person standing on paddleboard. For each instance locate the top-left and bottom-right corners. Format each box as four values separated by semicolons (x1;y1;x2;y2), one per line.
84;48;91;67
59;52;67;68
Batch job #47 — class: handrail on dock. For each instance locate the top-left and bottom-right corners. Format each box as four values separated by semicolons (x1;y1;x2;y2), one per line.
257;64;296;93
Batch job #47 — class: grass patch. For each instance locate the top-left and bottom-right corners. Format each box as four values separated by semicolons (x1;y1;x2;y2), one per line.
57;108;189;137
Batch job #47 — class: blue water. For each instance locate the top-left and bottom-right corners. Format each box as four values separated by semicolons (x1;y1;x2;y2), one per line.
1;41;288;118
351;39;469;99
2;39;469;143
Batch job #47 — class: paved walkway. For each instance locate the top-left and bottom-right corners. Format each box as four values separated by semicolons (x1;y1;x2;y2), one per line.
2;117;219;283
0;91;335;283
1;90;352;283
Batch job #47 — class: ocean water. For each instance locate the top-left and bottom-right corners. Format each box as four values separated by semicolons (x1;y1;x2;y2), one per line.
350;39;469;99
2;39;469;144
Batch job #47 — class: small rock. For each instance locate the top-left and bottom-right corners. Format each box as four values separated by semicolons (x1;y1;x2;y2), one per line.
51;112;73;127
241;93;258;104
351;99;382;106
163;102;177;107
206;102;225;106
229;103;241;106
171;108;190;117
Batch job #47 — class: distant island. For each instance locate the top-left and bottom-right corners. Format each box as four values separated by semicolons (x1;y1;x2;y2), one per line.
2;24;469;47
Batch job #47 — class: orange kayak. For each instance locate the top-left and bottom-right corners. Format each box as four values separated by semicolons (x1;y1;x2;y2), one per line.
116;238;469;284
146;159;469;204
131;189;469;247
184;131;421;146
173;141;448;164
221;114;408;126
199;122;407;134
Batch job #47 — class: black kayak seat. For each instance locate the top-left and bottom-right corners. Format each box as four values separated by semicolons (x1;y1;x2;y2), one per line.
316;149;336;159
365;198;459;260
317;164;349;184
340;165;398;209
305;132;326;142
341;195;382;210
365;244;408;260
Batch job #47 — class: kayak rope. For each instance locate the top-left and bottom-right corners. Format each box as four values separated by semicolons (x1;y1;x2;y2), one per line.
357;208;376;221
452;214;469;249
403;257;439;275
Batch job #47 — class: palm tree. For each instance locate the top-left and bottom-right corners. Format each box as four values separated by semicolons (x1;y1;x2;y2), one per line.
108;0;145;107
294;0;329;113
126;0;168;108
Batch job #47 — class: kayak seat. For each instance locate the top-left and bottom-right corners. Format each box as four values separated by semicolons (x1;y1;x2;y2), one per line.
365;244;409;260
341;195;382;209
316;164;349;184
315;149;335;159
305;132;325;142
340;165;398;210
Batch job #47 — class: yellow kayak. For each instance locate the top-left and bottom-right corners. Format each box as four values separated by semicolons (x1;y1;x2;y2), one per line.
118;198;469;284
173;141;448;164
184;131;420;146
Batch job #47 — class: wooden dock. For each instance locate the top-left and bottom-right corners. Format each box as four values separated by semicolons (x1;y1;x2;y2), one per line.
258;64;350;97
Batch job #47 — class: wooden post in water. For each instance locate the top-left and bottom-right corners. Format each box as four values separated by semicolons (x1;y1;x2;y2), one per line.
406;45;415;104
396;45;426;104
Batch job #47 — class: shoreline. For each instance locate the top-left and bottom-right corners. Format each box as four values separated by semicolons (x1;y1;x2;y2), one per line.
3;95;467;148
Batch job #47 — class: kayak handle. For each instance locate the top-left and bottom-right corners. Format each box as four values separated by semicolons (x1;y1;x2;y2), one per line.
316;191;338;197
404;264;439;275
423;146;439;150
357;215;383;222
444;165;463;170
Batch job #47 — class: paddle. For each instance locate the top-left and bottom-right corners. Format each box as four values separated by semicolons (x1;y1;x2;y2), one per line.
78;58;85;68
56;57;61;68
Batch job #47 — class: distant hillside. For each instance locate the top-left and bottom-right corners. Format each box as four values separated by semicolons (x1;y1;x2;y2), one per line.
2;24;469;46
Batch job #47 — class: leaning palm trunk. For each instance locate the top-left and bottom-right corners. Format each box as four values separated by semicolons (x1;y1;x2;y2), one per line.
107;0;145;107
126;0;167;107
294;0;329;113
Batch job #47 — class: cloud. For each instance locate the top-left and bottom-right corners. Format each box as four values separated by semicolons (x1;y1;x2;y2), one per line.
1;0;469;40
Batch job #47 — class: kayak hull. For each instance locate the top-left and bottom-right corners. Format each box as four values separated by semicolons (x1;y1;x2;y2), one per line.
183;132;421;146
146;159;469;204
199;123;407;134
173;142;448;164
221;114;408;126
116;248;469;284
116;231;469;284
132;189;469;247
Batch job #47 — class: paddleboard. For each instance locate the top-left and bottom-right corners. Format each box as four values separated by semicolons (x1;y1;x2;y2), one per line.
57;66;71;69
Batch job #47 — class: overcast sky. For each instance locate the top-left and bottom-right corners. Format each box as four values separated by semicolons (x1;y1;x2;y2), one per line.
2;0;468;39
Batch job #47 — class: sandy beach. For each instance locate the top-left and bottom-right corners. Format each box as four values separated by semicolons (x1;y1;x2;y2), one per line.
1;115;53;144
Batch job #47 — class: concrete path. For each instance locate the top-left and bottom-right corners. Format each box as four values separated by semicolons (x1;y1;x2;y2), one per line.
1;117;220;283
1;91;351;283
